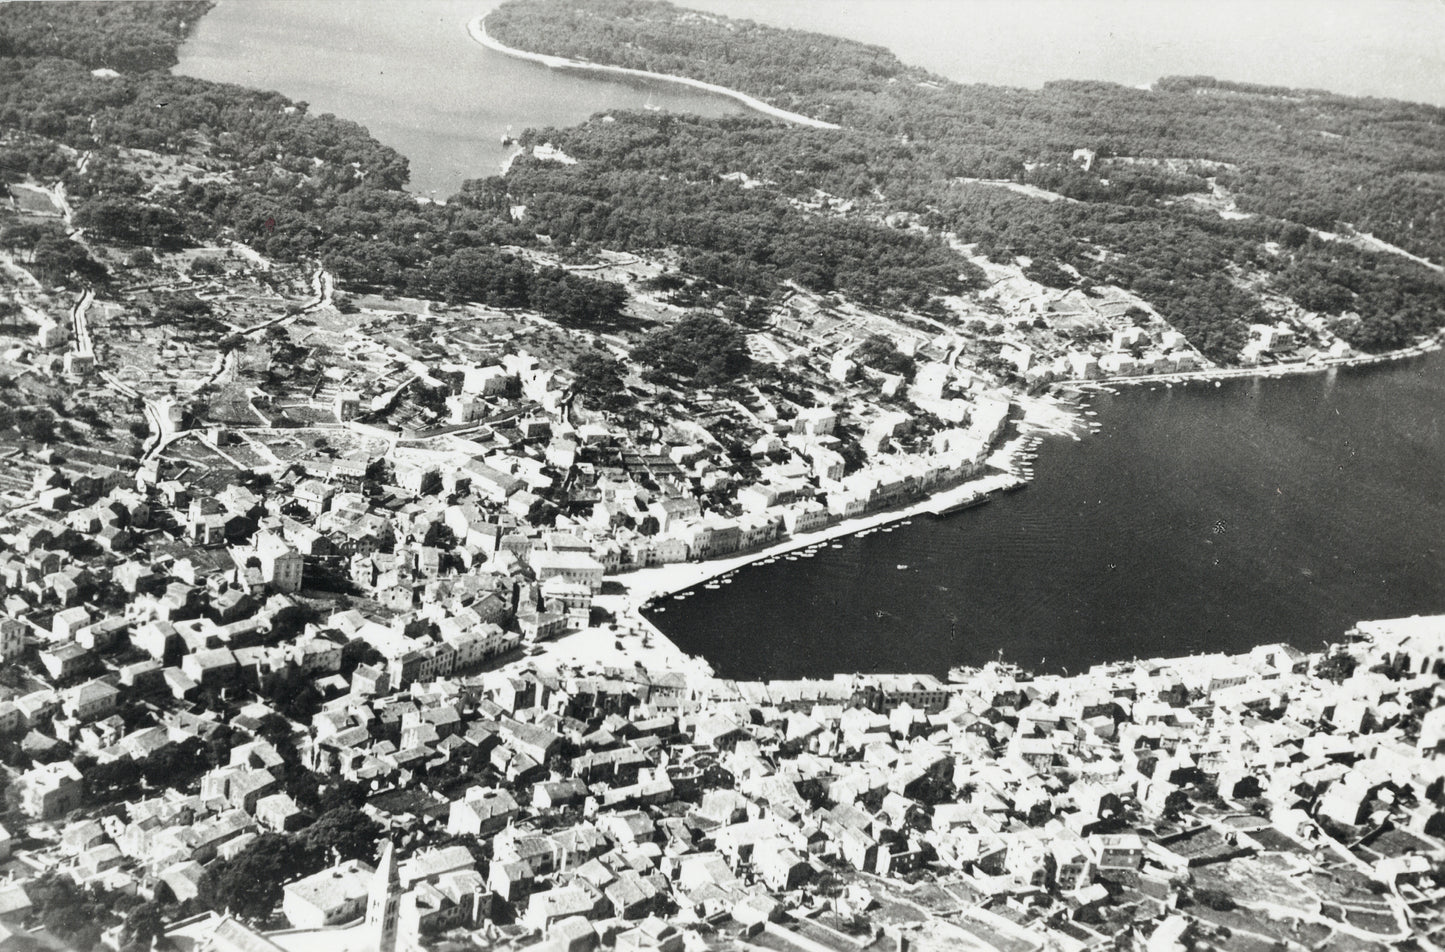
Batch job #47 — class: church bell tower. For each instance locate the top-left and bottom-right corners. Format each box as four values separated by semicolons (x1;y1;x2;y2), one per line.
366;840;400;952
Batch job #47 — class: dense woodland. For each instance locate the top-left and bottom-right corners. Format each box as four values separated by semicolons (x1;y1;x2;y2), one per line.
487;0;1445;357
0;1;627;325
1;0;1443;362
0;1;210;72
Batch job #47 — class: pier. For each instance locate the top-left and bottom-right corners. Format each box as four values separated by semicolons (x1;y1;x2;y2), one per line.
924;472;1027;516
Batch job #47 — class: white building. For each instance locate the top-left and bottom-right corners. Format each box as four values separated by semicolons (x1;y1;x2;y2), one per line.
283;860;376;929
530;550;605;593
794;406;837;437
251;531;303;593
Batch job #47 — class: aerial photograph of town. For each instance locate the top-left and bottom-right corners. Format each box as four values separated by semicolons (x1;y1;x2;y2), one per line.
0;1;1441;951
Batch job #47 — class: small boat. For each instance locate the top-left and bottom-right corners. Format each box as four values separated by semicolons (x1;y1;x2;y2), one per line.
654;606;666;613
829;543;843;549
896;564;909;570
673;593;688;601
704;582;720;590
719;577;732;584
785;555;799;561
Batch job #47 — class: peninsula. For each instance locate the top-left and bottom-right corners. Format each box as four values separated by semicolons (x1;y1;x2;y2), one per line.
466;16;840;130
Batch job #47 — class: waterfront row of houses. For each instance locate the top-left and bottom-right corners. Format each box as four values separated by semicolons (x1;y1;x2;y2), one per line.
2;401;1442;951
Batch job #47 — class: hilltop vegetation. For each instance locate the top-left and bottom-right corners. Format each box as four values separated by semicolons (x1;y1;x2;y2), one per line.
0;0;625;324
3;0;1443;363
490;116;982;312
486;0;1445;257
486;0;1445;358
0;1;211;72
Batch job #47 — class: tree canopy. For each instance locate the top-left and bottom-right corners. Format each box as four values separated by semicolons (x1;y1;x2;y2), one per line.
852;333;916;380
631;313;751;387
570;349;632;410
484;0;1445;359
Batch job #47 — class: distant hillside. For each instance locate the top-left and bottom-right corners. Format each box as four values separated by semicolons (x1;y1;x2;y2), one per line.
0;1;214;71
486;0;1445;358
0;0;628;325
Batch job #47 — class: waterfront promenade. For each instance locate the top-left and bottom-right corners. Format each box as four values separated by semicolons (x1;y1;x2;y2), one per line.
1058;327;1445;392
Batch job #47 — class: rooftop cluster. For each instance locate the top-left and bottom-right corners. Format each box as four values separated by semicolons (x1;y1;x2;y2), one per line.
1;608;1442;952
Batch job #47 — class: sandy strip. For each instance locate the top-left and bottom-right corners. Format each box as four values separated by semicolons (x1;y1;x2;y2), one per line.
619;499;949;606
467;16;841;130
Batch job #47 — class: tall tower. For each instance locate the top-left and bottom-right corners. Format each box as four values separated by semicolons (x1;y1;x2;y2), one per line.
366;840;400;952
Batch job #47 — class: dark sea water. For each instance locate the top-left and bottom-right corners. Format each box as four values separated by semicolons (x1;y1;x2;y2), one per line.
651;353;1445;679
176;1;1445;678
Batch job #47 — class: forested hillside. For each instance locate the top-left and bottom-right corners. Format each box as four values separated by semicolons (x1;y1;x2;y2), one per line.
0;1;626;324
486;0;1445;358
0;1;210;71
4;0;1443;361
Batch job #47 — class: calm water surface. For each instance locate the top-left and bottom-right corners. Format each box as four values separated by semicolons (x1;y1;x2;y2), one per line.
178;0;1445;199
177;1;1445;678
180;1;1445;199
682;0;1445;107
176;0;745;198
650;353;1445;679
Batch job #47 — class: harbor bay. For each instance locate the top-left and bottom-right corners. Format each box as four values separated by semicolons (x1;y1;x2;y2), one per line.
177;0;1445;681
648;351;1445;679
175;0;746;198
2;1;1444;947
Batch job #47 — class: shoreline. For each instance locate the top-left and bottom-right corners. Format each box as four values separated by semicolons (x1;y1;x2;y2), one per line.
1056;327;1445;392
608;334;1444;614
608;327;1442;668
466;16;841;131
458;13;1443;676
511;403;1069;683
611;396;1072;610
